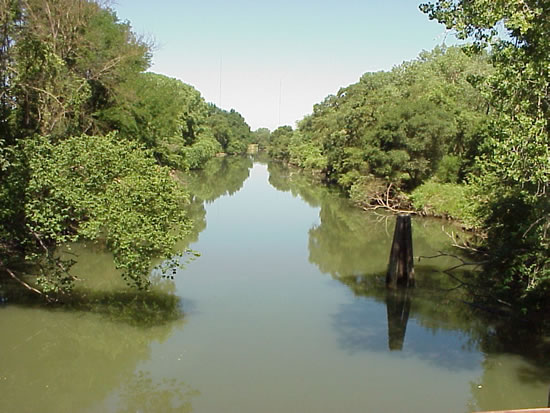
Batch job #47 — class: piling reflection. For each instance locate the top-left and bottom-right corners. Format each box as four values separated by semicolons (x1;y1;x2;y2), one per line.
386;289;412;351
268;160;550;410
268;162;480;362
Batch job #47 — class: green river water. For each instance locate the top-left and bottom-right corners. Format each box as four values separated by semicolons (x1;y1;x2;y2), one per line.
1;156;549;413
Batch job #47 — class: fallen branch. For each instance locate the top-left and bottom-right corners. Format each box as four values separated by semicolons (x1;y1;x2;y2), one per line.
0;260;51;302
418;251;487;271
441;226;488;255
417;251;489;289
361;183;417;215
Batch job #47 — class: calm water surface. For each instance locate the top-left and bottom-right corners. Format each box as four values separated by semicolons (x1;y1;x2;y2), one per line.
1;157;549;413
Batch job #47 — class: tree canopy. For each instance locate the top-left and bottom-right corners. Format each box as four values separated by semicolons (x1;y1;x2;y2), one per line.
0;0;252;298
421;0;550;323
268;46;491;193
266;4;549;323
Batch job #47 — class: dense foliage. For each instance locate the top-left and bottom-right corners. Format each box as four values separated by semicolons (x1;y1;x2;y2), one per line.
421;0;549;323
268;46;491;204
206;105;253;155
0;0;252;298
267;5;549;322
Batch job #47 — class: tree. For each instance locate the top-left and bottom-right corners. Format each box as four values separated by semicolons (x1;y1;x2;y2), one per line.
98;72;219;169
267;125;294;160
5;0;150;138
421;0;550;320
205;105;252;154
252;128;271;150
0;0;193;299
25;134;191;292
272;47;490;194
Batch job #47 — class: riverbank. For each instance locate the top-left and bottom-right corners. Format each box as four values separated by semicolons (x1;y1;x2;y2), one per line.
272;158;480;229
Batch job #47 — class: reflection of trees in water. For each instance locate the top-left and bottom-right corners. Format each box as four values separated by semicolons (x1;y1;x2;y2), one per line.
0;156;259;413
470;351;550;412
267;161;326;208
176;155;254;250
1;244;187;412
473;322;550;407
0;294;184;413
268;161;550;407
117;371;198;413
183;156;253;203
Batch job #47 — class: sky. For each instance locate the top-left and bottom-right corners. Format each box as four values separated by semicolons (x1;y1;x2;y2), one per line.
111;0;452;131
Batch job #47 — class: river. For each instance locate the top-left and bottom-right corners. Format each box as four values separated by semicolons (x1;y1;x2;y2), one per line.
1;156;549;413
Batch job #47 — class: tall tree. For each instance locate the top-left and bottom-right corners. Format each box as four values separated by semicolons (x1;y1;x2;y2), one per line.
0;0;191;299
7;0;150;137
421;0;550;318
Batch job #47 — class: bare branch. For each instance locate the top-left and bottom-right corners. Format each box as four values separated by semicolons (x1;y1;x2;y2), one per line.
441;226;488;255
522;214;550;238
0;259;51;302
360;183;417;215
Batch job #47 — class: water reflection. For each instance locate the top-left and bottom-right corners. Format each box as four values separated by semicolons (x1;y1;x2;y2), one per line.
0;238;191;412
386;289;412;351
267;161;477;353
3;157;549;413
175;156;254;250
182;156;253;203
268;160;550;409
0;305;186;412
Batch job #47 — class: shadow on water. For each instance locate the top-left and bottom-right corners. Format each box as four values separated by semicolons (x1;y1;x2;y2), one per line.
0;272;188;328
0;280;193;413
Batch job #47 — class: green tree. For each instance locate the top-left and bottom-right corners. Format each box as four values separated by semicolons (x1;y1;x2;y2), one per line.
1;134;191;296
251;127;271;150
273;46;490;196
6;0;149;138
205;105;252;154
98;72;219;169
421;0;550;320
0;0;194;299
267;125;294;160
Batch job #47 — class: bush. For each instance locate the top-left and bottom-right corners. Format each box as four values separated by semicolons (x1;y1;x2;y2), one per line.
410;180;480;227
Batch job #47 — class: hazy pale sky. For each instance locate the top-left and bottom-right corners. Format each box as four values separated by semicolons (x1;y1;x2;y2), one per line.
112;0;450;131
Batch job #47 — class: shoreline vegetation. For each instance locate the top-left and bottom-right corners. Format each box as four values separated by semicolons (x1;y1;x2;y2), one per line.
272;158;477;227
1;1;548;330
0;0;256;300
264;13;549;326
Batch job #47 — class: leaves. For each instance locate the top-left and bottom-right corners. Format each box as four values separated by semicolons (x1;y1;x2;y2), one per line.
421;0;550;322
23;133;191;291
269;46;491;192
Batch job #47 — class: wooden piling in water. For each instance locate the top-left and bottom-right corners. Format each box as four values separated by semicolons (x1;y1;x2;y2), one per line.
386;214;415;288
